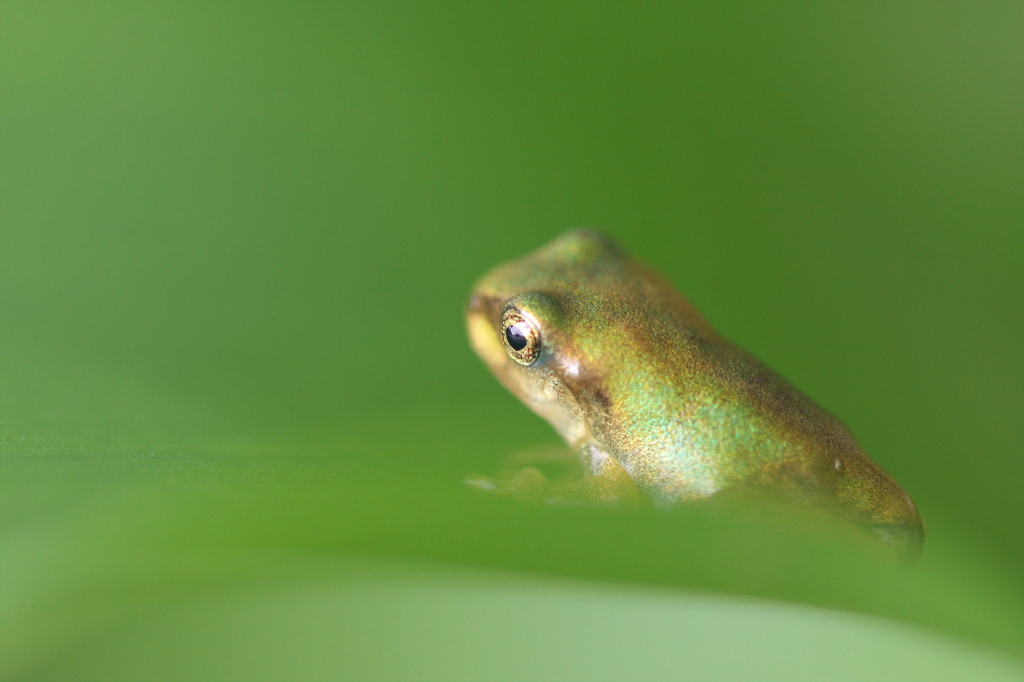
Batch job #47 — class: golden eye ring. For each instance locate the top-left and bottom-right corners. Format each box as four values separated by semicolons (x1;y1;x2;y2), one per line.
500;308;541;366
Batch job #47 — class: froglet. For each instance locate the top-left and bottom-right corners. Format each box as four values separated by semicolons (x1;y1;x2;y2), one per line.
466;230;924;561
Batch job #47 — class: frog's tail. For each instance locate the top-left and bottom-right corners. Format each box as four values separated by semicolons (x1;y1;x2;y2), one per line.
865;519;925;564
831;453;925;564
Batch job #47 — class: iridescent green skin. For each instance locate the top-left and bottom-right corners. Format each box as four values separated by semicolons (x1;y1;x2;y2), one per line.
467;230;924;561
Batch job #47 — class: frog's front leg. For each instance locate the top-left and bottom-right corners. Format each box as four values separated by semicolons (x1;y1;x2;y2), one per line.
543;453;644;505
466;446;643;506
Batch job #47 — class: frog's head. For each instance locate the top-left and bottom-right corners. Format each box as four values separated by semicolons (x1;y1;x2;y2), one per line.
466;229;713;451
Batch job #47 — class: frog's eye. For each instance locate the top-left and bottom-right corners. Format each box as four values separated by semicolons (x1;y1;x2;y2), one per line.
500;308;541;366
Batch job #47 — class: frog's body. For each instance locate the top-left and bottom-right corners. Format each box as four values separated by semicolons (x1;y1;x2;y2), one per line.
466;230;923;561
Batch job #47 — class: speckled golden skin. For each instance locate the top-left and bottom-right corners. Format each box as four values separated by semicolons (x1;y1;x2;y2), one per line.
467;230;924;561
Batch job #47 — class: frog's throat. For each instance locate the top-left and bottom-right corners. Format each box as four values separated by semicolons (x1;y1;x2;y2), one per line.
467;297;592;451
526;378;590;453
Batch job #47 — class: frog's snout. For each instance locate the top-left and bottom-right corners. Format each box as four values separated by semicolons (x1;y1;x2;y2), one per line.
465;290;511;372
467;292;486;315
466;289;506;324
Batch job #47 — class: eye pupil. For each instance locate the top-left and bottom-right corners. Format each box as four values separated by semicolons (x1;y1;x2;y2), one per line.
505;324;528;351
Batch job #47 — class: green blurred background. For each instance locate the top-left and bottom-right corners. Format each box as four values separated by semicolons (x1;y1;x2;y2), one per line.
1;2;1022;680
